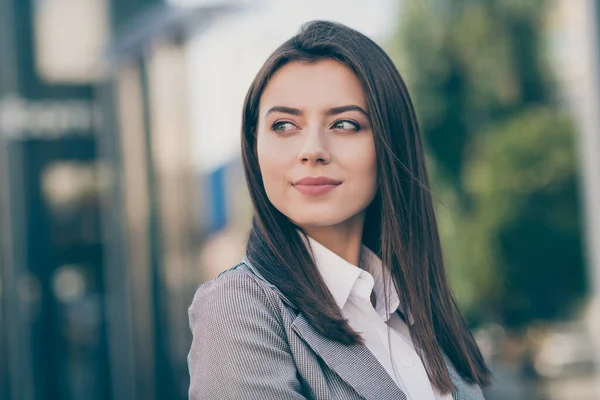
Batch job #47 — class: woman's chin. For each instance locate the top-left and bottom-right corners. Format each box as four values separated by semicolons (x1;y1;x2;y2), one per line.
289;214;349;228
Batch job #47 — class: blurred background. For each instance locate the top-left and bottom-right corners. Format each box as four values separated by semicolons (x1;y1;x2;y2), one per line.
0;0;599;399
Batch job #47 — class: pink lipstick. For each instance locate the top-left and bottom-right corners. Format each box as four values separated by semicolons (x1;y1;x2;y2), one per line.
292;176;341;196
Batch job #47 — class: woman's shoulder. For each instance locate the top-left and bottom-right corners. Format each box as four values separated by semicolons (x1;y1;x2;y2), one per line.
188;262;283;321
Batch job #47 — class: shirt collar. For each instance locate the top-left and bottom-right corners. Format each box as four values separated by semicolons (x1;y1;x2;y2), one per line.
300;232;413;325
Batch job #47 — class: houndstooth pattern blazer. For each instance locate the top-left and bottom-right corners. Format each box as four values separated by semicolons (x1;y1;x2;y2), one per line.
188;257;486;400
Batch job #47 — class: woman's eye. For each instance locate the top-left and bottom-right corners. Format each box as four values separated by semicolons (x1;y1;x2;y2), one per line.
272;121;296;133
332;120;360;131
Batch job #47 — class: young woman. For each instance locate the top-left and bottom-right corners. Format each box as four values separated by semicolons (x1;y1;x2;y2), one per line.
188;20;491;400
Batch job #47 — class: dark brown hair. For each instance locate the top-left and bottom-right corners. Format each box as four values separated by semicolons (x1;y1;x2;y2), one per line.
241;20;491;393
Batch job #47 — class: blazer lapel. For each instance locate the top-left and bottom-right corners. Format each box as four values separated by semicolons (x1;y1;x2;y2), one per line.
292;312;482;400
242;257;406;399
240;257;482;400
291;313;407;400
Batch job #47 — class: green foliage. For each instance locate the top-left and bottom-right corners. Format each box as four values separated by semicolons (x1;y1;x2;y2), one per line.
389;0;585;327
465;108;585;325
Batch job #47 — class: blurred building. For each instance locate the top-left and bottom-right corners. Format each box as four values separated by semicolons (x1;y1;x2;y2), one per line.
0;0;109;399
0;0;250;399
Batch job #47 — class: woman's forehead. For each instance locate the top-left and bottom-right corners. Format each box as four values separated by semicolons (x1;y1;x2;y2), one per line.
259;59;368;112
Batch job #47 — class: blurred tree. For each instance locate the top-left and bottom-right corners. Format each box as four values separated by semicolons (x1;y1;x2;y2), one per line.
389;0;585;327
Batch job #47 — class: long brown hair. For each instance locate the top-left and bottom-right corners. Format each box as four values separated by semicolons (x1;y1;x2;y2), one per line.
240;20;491;393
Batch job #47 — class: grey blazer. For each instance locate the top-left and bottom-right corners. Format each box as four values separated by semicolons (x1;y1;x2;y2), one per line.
188;257;486;400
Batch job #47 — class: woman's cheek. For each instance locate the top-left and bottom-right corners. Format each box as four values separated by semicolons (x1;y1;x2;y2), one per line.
258;156;288;210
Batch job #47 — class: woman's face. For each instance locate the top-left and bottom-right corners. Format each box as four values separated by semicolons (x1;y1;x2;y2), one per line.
256;59;378;229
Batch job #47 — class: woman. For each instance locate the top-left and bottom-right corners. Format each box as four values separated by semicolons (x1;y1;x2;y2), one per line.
188;20;491;400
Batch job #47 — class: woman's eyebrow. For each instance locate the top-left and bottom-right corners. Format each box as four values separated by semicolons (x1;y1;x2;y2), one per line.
265;106;302;116
326;105;370;118
265;105;369;118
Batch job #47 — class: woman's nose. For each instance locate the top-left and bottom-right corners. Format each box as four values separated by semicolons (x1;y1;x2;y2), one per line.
297;129;331;164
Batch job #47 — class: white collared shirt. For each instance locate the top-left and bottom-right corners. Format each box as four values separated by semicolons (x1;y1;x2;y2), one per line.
303;235;452;400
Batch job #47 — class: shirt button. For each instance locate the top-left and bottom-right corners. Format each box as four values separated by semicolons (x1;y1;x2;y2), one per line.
403;358;413;367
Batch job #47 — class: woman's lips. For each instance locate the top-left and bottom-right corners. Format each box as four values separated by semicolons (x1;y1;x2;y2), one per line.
292;176;341;196
293;184;339;196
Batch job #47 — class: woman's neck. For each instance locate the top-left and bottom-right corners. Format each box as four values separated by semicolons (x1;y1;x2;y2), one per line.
301;212;365;266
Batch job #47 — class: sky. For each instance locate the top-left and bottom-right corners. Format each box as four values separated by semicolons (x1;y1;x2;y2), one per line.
183;0;399;172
